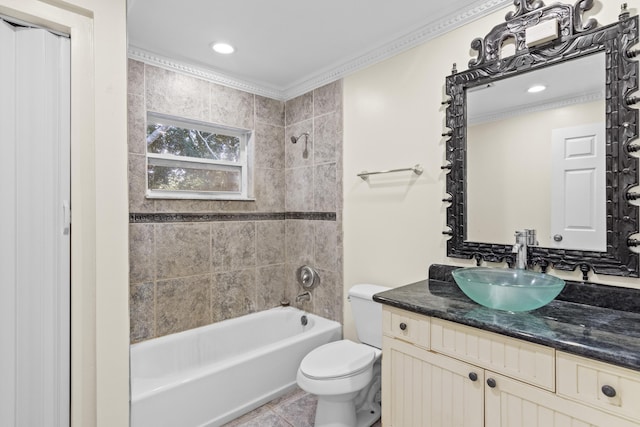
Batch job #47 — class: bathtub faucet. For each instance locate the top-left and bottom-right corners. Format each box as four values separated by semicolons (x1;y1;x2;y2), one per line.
295;291;311;303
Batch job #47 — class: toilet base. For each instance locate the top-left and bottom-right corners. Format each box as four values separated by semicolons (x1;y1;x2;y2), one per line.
314;397;380;427
307;359;382;427
313;364;382;427
355;401;381;427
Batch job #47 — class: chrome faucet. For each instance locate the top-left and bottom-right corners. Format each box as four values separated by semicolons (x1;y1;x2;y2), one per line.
512;229;537;269
295;291;311;303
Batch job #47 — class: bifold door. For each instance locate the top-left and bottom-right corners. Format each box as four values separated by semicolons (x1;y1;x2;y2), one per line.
0;19;70;427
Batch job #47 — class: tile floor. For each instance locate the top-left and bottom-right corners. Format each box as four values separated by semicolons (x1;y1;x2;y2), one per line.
222;387;382;427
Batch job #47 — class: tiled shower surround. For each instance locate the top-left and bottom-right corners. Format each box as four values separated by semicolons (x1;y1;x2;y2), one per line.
128;60;344;343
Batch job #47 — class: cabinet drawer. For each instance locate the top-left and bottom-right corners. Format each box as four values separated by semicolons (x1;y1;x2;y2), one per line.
382;307;430;348
431;318;555;391
557;351;640;422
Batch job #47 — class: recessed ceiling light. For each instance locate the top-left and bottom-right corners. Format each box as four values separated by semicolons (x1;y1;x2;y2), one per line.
211;42;235;55
527;84;546;93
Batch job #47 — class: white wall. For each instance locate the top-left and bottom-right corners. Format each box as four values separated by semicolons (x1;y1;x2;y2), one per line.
0;0;129;425
343;2;640;340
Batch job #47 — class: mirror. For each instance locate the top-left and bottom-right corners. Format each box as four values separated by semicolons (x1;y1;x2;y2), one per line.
443;1;639;278
466;53;606;251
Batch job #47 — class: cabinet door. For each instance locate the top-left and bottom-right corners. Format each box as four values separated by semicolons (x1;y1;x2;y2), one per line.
382;337;483;427
485;372;638;427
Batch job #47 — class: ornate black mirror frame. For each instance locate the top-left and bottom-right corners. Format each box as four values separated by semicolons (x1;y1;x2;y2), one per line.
443;0;640;279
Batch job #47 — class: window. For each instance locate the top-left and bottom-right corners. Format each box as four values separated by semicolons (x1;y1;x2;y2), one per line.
145;112;253;200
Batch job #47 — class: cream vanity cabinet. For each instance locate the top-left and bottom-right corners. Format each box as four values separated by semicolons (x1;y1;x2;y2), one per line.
381;306;640;427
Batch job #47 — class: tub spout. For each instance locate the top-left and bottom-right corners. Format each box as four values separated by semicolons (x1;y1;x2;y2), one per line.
295;291;311;303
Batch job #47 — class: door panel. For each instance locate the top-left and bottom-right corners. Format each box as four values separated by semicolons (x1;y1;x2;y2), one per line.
0;21;70;427
382;337;484;427
551;123;605;251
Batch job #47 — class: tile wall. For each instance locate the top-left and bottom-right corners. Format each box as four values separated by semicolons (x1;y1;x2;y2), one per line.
283;81;344;322
128;59;343;343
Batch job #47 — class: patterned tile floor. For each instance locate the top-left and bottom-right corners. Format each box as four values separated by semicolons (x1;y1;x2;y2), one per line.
223;387;382;427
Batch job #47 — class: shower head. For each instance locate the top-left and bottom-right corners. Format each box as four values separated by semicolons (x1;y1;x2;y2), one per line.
290;132;309;144
290;132;311;159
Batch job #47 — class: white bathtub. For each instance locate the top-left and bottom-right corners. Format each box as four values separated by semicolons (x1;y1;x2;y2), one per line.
130;306;341;427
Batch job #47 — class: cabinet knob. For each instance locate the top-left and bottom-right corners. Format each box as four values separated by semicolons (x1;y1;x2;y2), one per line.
399;322;407;331
601;385;617;398
486;378;497;388
468;372;478;382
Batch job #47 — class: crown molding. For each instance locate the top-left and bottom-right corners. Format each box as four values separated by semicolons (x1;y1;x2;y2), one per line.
128;0;511;101
127;48;285;100
283;0;511;99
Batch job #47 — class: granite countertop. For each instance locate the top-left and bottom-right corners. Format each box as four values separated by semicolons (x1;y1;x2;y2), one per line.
373;278;640;372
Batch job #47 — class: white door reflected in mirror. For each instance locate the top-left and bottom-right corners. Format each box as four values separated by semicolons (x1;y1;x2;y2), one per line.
551;123;606;252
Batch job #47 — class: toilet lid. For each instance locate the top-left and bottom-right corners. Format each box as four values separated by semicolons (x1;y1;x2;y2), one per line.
300;340;376;380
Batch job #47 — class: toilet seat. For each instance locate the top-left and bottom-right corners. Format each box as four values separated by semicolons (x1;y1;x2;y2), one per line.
299;340;376;380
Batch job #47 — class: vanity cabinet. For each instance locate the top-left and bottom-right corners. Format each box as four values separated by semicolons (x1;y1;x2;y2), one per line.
381;307;639;427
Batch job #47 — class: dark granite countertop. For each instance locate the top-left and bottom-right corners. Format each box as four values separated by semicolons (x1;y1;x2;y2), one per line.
374;273;640;372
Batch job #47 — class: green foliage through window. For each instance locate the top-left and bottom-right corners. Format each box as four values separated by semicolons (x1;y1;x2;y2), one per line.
147;123;240;162
145;112;251;199
148;165;241;193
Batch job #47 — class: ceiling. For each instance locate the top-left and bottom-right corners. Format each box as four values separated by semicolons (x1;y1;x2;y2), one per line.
127;0;510;100
467;52;605;124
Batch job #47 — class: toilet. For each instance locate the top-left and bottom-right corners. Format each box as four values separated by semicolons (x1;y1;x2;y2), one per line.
297;284;390;427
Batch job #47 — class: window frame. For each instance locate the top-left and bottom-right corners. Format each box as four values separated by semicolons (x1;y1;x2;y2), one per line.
145;112;254;200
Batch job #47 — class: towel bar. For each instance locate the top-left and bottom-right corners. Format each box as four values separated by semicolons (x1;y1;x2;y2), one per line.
357;164;423;180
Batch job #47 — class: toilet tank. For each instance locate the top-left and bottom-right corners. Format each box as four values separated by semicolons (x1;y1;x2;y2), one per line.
349;284;391;349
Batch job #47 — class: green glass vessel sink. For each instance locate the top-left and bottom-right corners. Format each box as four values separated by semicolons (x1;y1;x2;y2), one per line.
451;267;565;312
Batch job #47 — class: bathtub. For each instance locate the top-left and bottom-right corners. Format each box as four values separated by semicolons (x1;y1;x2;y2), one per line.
130;306;341;427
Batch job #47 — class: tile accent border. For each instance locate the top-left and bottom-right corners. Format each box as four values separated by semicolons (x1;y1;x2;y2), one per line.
129;212;336;223
285;212;336;221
